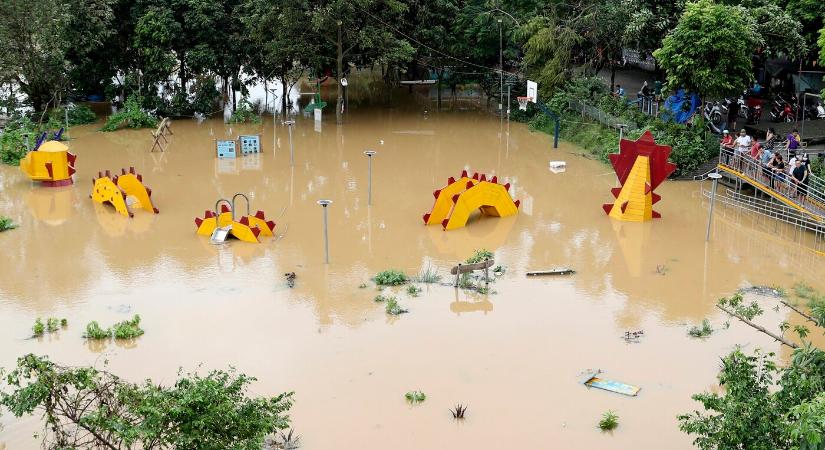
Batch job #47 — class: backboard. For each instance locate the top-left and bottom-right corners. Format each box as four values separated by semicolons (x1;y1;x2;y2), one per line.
527;80;538;103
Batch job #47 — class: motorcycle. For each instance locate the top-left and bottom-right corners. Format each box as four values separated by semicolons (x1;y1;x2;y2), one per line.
746;101;762;124
769;95;796;123
703;101;724;133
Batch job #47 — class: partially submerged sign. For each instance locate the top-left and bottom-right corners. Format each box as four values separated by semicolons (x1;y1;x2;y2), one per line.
450;259;494;275
580;371;640;397
216;140;237;158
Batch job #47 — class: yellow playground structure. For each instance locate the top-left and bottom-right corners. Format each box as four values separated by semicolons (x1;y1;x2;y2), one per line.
91;167;159;218
19;140;77;187
423;170;520;230
194;194;276;243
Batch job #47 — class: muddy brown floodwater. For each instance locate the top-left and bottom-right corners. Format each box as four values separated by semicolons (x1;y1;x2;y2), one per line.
1;101;825;449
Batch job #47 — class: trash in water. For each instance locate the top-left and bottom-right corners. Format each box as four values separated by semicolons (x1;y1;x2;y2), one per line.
285;272;296;288
622;330;645;342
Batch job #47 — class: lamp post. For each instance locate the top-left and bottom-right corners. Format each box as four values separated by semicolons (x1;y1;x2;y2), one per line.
705;172;723;242
317;199;333;263
364;150;376;205
498;18;503;117
283;120;295;166
617;124;628;141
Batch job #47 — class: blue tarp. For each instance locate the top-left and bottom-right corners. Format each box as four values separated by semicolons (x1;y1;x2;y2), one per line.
661;89;701;124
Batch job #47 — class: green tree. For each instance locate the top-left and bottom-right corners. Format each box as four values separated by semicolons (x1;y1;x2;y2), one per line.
0;0;72;111
0;354;293;449
681;289;825;450
310;0;414;124
241;0;319;117
653;0;760;99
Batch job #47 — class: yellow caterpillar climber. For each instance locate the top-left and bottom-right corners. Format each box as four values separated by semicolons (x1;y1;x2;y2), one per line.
423;170;520;230
91;167;159;218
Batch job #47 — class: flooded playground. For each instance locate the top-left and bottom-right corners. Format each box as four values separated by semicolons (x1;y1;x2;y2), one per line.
2;102;825;449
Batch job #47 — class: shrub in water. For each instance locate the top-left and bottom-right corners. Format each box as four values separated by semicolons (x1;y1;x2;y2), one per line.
0;216;18;232
102;96;158;131
228;99;262;124
374;269;408;286
688;319;714;338
465;249;494;264
405;390;426;403
385;298;408;315
84;321;110;340
32;319;45;337
112;315;144;339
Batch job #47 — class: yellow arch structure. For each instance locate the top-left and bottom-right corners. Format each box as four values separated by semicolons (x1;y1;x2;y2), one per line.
91;168;159;218
423;171;520;231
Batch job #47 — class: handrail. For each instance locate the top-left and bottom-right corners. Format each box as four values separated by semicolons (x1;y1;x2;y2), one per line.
717;147;825;221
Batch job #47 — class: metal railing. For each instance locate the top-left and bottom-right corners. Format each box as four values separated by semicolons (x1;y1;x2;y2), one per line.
717;147;825;220
567;99;639;130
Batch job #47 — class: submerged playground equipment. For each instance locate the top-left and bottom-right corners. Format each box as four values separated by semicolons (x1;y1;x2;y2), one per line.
91;167;159;217
602;131;676;222
19;140;77;187
194;194;276;243
423;170;520;230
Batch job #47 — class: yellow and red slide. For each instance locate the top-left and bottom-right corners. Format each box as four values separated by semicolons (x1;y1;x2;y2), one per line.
91;167;159;218
423;170;520;231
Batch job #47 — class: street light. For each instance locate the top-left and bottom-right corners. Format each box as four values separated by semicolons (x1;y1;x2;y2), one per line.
317;199;333;263
499;18;503;116
363;150;376;205
705;172;723;241
283;120;295;166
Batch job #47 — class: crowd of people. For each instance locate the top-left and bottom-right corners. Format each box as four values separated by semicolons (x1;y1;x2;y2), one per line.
719;127;813;204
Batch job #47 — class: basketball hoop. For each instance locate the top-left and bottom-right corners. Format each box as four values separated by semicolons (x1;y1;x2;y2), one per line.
517;96;532;111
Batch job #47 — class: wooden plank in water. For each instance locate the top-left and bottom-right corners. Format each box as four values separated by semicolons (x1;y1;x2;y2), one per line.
450;259;494;275
526;268;575;276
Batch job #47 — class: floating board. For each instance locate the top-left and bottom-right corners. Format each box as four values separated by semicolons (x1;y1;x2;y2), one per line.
580;371;640;397
450;259;495;275
216;140;237;158
527;268;575;276
549;161;567;169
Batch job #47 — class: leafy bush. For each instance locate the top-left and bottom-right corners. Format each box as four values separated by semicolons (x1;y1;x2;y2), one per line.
688;319;714;338
406;285;422;297
191;79;221;115
32;318;45;337
405;390;426;403
83;321;110;340
385;298;408;315
465;248;494;264
0;116;35;165
102;96;158;131
46;318;60;333
374;269;408;286
228;99;262;124
599;410;619;430
112;315;144;339
0;216;18;232
51;104;97;125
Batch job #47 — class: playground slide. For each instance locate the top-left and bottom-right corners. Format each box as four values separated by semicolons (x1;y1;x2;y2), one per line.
194;202;276;244
424;171;520;230
91;168;159;218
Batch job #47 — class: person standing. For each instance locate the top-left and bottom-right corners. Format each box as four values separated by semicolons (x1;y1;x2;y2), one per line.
791;159;810;202
727;100;740;132
734;129;752;170
786;129;801;152
768;153;786;189
764;127;776;151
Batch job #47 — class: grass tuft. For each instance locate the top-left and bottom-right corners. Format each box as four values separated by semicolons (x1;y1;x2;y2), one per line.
0;216;18;232
406;285;422;297
405;390;426;403
385;297;408;315
415;266;441;284
688;319;714;338
598;410;619;431
450;404;467;419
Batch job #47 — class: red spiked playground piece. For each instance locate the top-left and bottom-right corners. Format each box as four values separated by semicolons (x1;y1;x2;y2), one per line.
602;131;676;222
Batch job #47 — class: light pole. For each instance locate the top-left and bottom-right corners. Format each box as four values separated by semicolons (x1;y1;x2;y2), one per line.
705;172;722;242
364;150;376;205
283;120;295;166
498;18;503;116
317;199;333;263
617;124;628;141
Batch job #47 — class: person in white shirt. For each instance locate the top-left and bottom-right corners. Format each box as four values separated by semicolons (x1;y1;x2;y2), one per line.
788;153;798;175
734;129;752;169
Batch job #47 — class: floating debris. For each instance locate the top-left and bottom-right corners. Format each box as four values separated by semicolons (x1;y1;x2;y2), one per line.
737;285;786;298
284;272;296;288
450;404;467;419
580;370;641;397
527;268;575;276
622;330;645;342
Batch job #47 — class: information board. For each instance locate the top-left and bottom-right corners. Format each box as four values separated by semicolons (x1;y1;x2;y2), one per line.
216;140;237;158
238;135;261;155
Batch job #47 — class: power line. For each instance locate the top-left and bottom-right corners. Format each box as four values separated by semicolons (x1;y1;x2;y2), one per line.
353;3;519;77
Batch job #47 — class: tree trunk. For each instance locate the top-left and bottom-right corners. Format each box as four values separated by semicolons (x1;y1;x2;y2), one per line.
437;69;443;111
610;65;616;94
281;79;288;119
336;22;344;125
